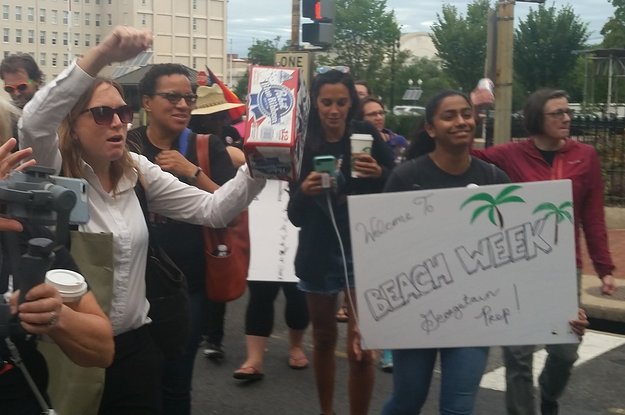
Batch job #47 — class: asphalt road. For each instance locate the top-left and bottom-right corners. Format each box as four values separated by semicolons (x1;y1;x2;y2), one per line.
190;291;625;415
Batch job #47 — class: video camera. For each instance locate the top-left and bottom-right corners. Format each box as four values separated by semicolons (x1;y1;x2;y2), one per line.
0;166;89;338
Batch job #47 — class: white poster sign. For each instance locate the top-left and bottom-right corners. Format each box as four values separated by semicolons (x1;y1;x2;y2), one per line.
348;180;579;349
248;180;299;282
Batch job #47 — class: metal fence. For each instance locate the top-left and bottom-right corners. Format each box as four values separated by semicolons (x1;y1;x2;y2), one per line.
482;116;625;206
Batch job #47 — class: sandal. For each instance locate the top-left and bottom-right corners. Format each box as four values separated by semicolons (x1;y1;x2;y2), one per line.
233;366;264;381
288;353;309;370
336;305;349;323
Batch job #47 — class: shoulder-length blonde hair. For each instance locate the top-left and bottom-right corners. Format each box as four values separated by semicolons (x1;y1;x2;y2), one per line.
58;78;136;190
0;95;20;144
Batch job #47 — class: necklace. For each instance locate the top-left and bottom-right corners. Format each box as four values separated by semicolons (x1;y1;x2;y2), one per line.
430;154;472;174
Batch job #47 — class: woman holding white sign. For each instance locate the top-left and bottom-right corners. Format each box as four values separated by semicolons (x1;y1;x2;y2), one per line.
381;90;511;415
287;68;394;415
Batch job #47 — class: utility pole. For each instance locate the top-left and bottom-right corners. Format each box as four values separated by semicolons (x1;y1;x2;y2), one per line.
493;0;514;145
291;0;300;50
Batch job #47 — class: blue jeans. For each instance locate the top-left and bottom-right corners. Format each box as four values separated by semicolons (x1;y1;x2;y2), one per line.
162;291;209;415
382;347;489;415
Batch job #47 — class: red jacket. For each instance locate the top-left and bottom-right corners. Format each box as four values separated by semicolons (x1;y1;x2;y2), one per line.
474;138;614;277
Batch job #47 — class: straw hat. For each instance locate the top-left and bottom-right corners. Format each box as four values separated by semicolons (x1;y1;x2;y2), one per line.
191;85;245;115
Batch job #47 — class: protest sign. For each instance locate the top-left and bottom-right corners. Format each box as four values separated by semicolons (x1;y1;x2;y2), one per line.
248;179;299;282
348;180;579;349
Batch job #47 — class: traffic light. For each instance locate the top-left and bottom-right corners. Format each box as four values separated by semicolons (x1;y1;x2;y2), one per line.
302;0;335;48
302;0;335;23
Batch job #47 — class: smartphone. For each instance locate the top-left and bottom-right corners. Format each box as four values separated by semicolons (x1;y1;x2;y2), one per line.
313;155;337;174
51;175;90;224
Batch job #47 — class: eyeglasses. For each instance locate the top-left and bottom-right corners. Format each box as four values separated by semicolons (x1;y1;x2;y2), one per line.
153;92;198;106
364;110;385;118
3;79;32;94
80;105;134;125
545;108;574;119
315;66;350;75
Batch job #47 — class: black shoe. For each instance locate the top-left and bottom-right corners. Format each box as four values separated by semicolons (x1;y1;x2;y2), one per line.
540;399;559;415
203;343;225;360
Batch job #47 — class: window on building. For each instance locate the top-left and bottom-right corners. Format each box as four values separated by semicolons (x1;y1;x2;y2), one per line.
64;53;69;67
74;12;80;26
4;52;10;59
96;0;101;4
15;6;22;21
27;7;34;22
108;14;112;25
193;0;197;10
39;9;46;23
51;10;58;24
52;53;58;67
85;0;90;3
74;33;80;47
85;33;91;47
193;38;197;50
28;30;34;44
140;14;146;25
52;32;57;45
193;57;197;68
63;11;69;25
40;31;46;44
40;53;46;66
63;32;68;46
95;14;100;27
95;34;101;45
193;18;197;31
2;5;8;21
15;29;22;44
3;29;9;43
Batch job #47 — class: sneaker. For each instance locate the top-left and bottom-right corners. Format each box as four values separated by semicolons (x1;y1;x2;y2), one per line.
540;399;559;415
203;343;225;360
379;350;393;373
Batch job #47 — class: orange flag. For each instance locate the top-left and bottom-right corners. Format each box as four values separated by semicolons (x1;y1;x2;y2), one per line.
206;66;245;121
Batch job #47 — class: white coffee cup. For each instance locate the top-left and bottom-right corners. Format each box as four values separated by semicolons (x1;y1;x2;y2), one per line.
350;133;374;177
45;269;88;303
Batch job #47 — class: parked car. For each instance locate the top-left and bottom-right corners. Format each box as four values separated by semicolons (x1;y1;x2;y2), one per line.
392;105;425;116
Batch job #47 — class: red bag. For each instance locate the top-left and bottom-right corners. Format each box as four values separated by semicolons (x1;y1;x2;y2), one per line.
196;134;250;302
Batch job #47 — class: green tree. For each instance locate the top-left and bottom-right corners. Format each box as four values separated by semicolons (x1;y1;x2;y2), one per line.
514;4;588;95
532;201;573;245
430;0;491;93
322;0;401;87
235;37;286;100
460;185;525;229
602;0;625;48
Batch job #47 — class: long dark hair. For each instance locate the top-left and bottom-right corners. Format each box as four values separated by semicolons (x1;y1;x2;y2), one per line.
306;70;359;150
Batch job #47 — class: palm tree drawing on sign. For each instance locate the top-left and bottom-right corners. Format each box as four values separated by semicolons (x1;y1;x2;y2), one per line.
460;185;525;229
532;201;573;245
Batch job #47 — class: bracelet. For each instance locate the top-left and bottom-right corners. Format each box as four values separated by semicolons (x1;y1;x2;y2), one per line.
190;166;201;181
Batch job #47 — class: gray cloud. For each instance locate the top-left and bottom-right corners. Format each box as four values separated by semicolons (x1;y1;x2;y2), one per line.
228;0;614;56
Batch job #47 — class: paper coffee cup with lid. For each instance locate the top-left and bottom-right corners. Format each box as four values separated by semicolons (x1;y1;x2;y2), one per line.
45;269;88;303
350;133;374;177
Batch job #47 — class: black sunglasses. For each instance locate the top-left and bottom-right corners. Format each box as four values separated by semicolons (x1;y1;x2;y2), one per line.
3;80;32;94
153;92;198;106
80;105;134;125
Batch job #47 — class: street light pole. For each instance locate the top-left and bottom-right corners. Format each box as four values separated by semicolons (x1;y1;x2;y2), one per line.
493;0;514;145
291;0;300;50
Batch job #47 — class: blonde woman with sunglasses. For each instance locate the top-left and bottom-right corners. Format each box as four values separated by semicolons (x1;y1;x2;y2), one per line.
19;26;265;415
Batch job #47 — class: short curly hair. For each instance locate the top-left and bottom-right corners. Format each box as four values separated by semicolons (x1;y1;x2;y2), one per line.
138;63;191;97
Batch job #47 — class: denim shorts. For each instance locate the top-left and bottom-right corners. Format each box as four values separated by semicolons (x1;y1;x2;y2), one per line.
298;253;354;295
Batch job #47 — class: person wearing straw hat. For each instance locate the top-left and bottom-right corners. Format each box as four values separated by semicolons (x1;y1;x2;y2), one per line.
127;63;239;415
189;85;247;167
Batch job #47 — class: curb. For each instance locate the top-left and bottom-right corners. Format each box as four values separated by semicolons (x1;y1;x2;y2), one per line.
581;275;625;322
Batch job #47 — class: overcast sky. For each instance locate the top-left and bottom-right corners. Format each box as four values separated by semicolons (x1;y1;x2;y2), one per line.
227;0;614;57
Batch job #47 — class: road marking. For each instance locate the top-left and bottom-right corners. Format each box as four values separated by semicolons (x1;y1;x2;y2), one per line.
480;330;625;391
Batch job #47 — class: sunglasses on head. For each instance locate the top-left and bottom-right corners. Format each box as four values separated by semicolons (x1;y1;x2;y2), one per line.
315;66;350;75
80;105;134;125
4;80;32;94
153;92;198;106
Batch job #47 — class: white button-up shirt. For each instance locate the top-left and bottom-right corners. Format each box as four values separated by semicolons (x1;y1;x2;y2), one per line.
19;61;265;335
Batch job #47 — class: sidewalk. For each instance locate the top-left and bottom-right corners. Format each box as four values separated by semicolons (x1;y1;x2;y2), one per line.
580;229;625;322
